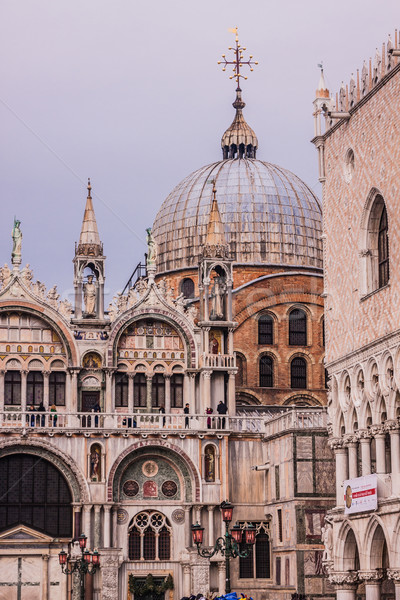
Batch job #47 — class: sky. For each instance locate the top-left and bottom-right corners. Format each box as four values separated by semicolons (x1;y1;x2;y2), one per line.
0;1;399;306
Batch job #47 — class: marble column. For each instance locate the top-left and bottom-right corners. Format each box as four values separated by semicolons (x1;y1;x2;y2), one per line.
218;561;225;595
373;427;386;474
387;569;400;600
357;430;372;476
207;505;214;547
21;369;27;411
183;565;191;597
226;282;233;321
69;369;79;412
105;369;113;413
227;373;235;415
0;370;5;413
73;504;82;538
202;372;211;416
329;439;348;507
184;505;192;547
188;373;196;413
194;505;202;525
164;374;171;413
359;570;383;600
42;554;49;600
43;371;50;409
111;505;118;548
146;375;153;412
346;437;358;480
128;374;134;414
204;283;210;321
94;504;101;548
103;505;111;548
387;421;400;473
329;572;359;600
83;505;92;549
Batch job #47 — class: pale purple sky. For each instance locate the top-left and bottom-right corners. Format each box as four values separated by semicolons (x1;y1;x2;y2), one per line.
0;1;398;305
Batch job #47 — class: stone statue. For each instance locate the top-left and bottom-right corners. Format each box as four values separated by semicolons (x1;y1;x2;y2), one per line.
321;522;333;562
174;293;185;313
21;264;33;288
116;293;128;313
107;302;118;322
59;299;73;319
11;218;22;264
83;275;96;315
339;82;346;112
146;228;157;266
349;74;356;107
0;264;11;290
158;278;168;298
166;286;175;306
185;303;197;324
127;286;138;307
387;34;394;71
47;285;60;309
373;47;381;84
136;278;147;298
361;60;368;96
32;281;46;299
211;277;224;320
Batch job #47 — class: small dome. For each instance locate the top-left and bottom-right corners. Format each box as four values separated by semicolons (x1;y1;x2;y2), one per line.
152;159;322;274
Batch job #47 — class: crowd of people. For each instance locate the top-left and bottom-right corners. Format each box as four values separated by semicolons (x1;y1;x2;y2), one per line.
181;593;253;600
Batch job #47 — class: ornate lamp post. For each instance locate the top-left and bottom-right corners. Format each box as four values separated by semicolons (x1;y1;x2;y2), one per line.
58;534;100;600
192;501;256;594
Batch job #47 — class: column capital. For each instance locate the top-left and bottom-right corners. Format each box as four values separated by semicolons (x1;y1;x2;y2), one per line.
127;373;135;380
43;370;51;378
42;554;50;562
146;374;153;381
68;367;81;376
328;437;345;451
356;428;371;440
163;373;172;380
370;424;385;437
358;569;384;582
343;434;357;446
93;504;101;513
385;419;399;432
328;571;359;588
21;369;28;376
103;504;112;513
83;504;93;513
183;564;191;575
202;371;212;380
387;569;400;583
207;505;215;512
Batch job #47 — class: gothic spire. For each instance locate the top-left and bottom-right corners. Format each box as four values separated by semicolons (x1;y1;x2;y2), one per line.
76;179;103;257
203;183;229;258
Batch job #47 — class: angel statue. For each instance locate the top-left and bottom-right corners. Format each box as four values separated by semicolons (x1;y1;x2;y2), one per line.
146;228;157;266
11;218;22;265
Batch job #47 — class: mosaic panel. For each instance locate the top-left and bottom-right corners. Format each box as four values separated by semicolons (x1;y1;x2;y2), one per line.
120;455;180;501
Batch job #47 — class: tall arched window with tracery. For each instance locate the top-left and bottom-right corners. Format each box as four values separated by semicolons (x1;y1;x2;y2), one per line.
362;194;390;293
128;511;172;561
378;205;389;288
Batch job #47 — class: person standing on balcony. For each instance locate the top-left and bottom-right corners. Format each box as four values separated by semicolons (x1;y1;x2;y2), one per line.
159;403;166;426
93;400;100;427
206;407;213;429
50;404;57;427
184;403;190;428
37;401;46;427
217;400;227;429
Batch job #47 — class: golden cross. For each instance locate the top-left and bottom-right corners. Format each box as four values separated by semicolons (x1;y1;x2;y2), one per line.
218;27;258;90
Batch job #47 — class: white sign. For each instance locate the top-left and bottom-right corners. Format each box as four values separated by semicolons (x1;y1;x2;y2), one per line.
343;474;377;514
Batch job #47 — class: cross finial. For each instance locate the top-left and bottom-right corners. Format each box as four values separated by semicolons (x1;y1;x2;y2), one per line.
218;27;258;91
87;178;92;198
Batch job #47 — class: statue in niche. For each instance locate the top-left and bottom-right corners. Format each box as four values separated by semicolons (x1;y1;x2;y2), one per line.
209;334;219;355
84;274;96;315
321;521;333;562
146;228;157;266
205;446;216;482
90;445;101;481
210;276;224;320
11;218;22;264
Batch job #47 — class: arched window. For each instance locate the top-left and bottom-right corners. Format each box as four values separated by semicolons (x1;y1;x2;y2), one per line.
134;373;147;408
239;524;271;579
236;354;246;387
181;278;195;299
128;511;172;561
0;454;72;537
260;356;273;388
171;374;183;408
258;315;273;345
289;309;307;346
152;374;165;408
291;357;307;389
378;205;389;288
27;371;43;405
49;372;66;406
4;371;21;405
115;373;129;407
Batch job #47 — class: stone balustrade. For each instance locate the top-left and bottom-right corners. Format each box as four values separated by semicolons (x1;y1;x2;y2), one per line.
263;408;328;438
199;353;236;369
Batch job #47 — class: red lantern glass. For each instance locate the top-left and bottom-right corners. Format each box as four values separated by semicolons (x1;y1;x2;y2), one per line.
79;534;87;550
83;550;92;563
92;551;100;566
191;523;204;545
220;501;234;523
231;523;243;544
58;550;68;566
245;524;256;545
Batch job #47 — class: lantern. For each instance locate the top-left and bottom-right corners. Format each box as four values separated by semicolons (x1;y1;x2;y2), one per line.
230;523;243;544
83;550;92;564
220;501;234;523
92;551;100;566
245;523;256;545
191;522;205;545
58;550;68;566
79;534;87;550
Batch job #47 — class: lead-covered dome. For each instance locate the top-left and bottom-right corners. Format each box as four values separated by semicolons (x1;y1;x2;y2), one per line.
152;158;322;274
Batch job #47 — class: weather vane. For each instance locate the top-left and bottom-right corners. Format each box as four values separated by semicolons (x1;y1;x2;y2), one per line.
218;27;258;90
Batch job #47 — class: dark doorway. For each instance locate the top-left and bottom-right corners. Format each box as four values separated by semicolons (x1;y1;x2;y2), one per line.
81;391;100;412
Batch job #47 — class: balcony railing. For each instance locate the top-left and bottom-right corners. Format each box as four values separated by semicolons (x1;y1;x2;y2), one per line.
200;353;236;369
0;411;266;434
263;408;327;438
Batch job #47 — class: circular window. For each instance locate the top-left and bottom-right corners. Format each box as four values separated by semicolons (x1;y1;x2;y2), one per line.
161;481;178;497
123;480;139;497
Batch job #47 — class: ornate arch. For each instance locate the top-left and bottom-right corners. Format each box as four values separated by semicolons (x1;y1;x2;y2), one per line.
107;440;201;503
363;516;391;570
107;308;197;369
0;439;89;503
335;520;361;570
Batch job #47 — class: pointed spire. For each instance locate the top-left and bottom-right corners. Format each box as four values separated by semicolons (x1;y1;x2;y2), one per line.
316;64;330;99
203;183;229;258
76;179;103;257
221;88;258;159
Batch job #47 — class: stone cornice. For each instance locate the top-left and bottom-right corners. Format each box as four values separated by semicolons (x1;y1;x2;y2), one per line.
326;329;400;373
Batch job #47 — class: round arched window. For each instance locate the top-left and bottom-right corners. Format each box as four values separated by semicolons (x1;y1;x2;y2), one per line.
181;278;195;299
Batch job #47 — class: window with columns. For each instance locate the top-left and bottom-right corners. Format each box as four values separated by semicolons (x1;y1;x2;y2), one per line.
239;522;271;579
128;511;171;561
27;371;43;405
134;373;146;407
171;374;183;408
152;374;165;408
115;373;129;407
49;372;66;406
4;371;21;405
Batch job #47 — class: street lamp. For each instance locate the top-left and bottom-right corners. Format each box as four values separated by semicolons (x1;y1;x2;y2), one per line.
191;501;256;594
58;534;100;600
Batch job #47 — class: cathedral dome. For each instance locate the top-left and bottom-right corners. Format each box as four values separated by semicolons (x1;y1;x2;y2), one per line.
152;158;323;274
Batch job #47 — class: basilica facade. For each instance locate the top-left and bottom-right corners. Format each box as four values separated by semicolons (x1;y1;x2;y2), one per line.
313;30;400;600
0;36;333;600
